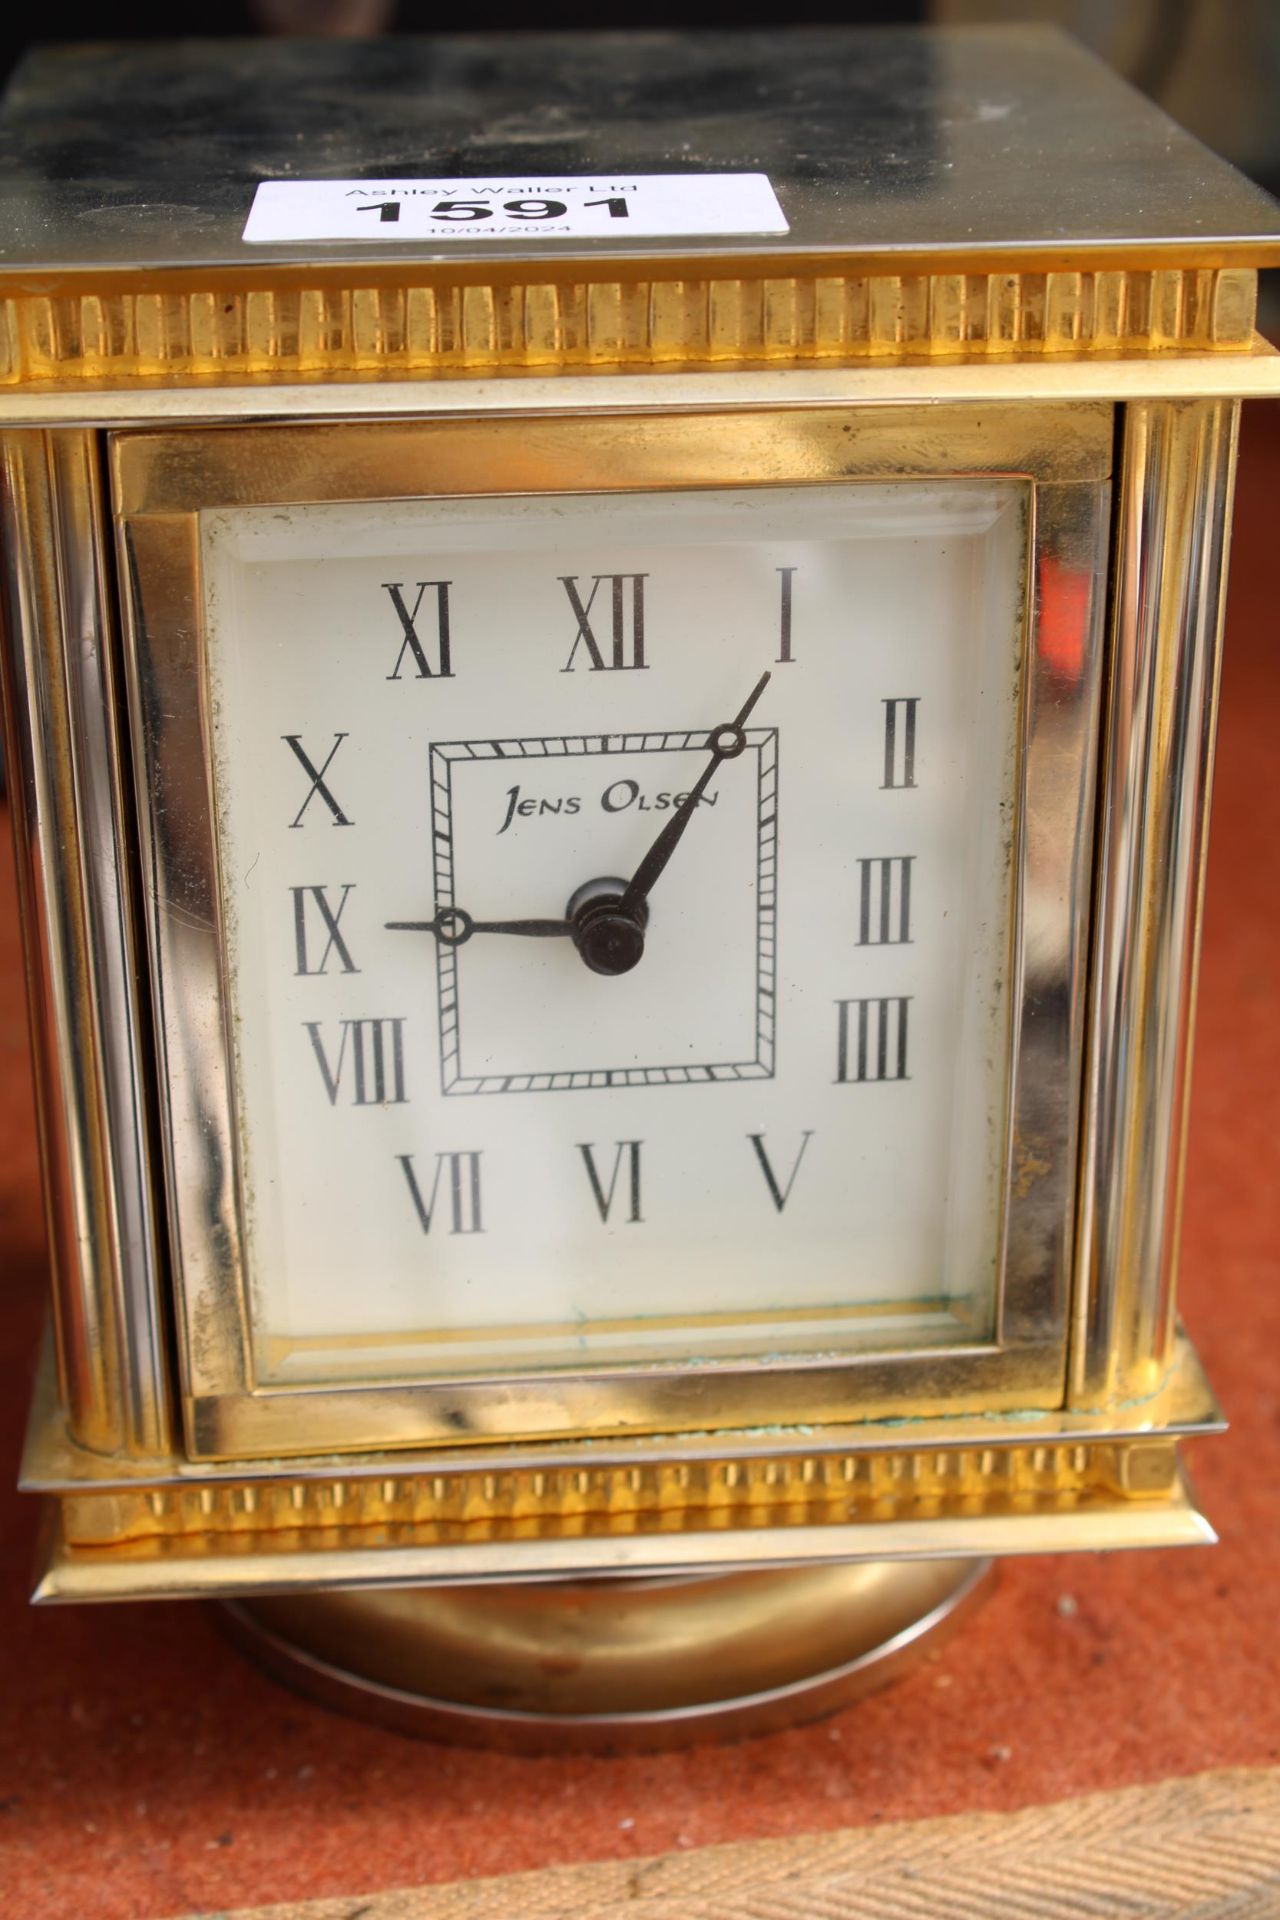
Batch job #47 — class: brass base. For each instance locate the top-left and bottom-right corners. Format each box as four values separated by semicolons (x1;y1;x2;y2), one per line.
221;1557;993;1752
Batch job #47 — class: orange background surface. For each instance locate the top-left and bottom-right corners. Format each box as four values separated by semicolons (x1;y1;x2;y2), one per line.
1;406;1278;1920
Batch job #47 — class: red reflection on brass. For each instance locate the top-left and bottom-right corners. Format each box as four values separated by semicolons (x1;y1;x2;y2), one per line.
1037;556;1092;684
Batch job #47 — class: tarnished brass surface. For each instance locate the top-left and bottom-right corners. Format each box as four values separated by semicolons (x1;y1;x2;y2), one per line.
21;1321;1225;1488
22;1328;1221;1601
220;1560;994;1749
7;31;1280;278
8;31;1280;279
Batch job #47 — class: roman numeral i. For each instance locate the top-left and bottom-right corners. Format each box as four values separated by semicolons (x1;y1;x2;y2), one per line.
577;1141;643;1223
776;566;797;663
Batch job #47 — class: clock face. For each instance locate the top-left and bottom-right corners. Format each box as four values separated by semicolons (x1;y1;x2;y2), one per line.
202;480;1025;1384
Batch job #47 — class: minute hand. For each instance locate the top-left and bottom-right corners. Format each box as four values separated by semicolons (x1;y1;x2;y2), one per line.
617;669;771;920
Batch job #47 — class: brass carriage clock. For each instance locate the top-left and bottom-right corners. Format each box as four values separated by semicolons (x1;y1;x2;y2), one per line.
4;27;1279;1746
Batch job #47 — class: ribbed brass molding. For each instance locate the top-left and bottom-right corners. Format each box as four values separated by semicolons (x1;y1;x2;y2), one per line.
0;265;1257;387
62;1434;1179;1550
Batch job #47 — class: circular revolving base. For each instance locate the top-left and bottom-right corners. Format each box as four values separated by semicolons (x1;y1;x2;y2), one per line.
220;1557;994;1752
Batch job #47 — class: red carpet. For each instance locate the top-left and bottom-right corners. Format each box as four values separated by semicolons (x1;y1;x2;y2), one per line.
1;405;1278;1919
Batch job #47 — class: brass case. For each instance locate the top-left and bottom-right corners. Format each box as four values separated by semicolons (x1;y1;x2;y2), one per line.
2;370;1255;1598
1;28;1276;1602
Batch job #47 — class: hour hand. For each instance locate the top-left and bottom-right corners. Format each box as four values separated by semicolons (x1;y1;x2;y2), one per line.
385;907;571;947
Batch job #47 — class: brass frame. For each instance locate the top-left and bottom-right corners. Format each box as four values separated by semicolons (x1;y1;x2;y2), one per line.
1073;399;1240;1405
0;366;1261;1592
0;430;171;1460
112;398;1110;1460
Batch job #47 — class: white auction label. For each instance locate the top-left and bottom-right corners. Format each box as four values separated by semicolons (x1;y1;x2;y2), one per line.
243;174;788;244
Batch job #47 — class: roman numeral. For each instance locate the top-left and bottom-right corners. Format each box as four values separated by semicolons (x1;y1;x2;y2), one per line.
881;698;918;790
748;1131;813;1211
776;566;797;663
397;1152;484;1234
559;573;648;672
836;997;911;1083
577;1141;643;1223
305;1017;406;1106
383;581;454;680
857;856;914;946
283;732;352;827
291;883;358;975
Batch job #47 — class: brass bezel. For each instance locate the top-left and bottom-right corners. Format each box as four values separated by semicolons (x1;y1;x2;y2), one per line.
113;398;1110;1460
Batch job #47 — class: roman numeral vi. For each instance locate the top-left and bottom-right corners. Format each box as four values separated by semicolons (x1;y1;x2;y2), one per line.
577;1141;643;1223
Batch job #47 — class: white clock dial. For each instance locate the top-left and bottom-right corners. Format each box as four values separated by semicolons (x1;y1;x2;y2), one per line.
202;481;1025;1382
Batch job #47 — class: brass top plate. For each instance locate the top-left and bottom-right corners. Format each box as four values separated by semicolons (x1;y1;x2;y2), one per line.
2;27;1278;285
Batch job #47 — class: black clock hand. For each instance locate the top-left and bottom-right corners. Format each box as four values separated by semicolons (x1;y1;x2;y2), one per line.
617;669;771;921
386;908;571;947
387;670;770;979
564;670;771;978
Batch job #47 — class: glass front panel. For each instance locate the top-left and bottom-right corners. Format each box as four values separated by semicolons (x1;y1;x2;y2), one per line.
201;480;1026;1382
